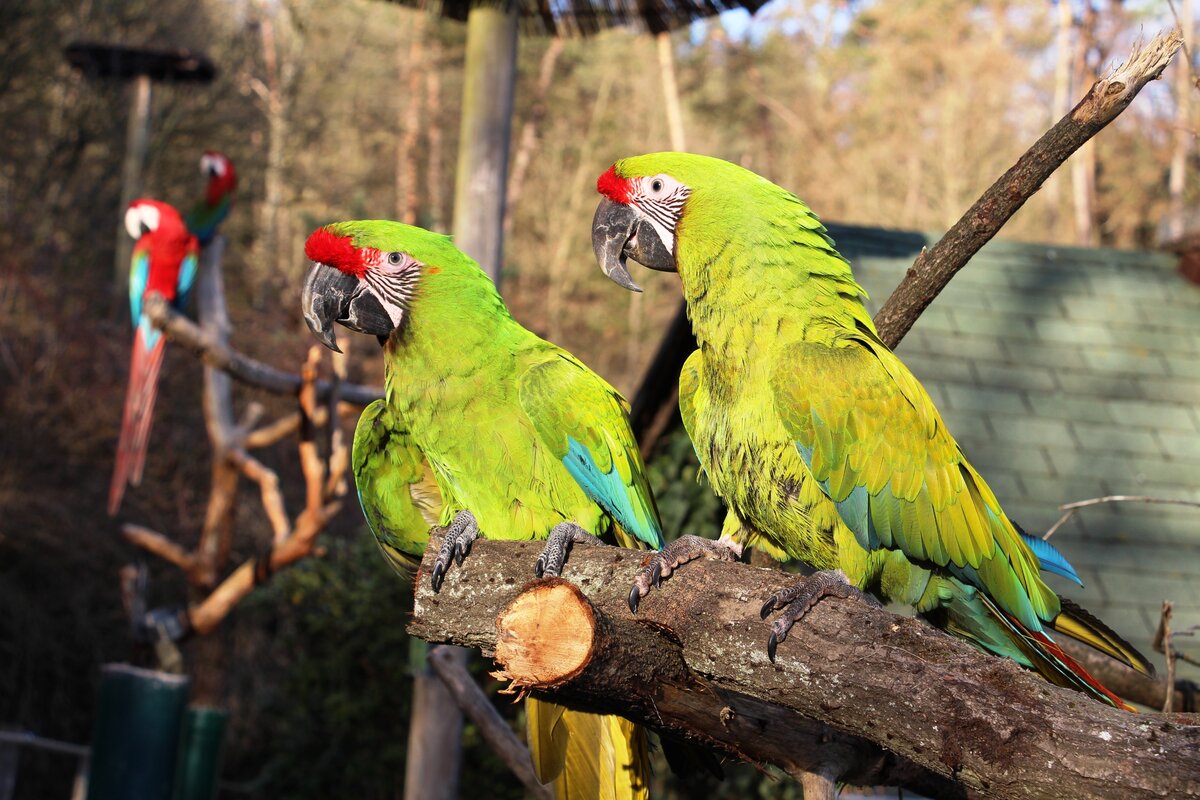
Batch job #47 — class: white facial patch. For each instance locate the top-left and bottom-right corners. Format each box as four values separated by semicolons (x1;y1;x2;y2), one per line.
363;250;421;329
630;174;690;256
201;154;227;177
124;203;160;239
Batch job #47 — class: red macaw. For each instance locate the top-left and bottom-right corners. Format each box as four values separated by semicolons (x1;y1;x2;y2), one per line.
108;199;200;516
184;151;237;245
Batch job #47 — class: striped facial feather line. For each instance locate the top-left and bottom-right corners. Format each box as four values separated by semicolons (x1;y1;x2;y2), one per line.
362;249;421;328
629;178;690;254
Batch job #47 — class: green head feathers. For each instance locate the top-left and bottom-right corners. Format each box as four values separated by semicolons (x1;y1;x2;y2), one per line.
591;152;855;301
302;219;503;352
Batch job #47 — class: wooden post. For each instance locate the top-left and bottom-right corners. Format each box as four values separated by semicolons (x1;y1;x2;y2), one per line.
450;4;519;283
402;8;519;798
115;74;153;309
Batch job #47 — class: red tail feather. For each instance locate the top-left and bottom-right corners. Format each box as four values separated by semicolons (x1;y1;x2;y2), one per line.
1025;627;1134;711
108;330;167;515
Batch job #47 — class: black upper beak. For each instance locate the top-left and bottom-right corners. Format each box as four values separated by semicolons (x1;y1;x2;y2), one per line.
302;262;395;352
591;198;676;293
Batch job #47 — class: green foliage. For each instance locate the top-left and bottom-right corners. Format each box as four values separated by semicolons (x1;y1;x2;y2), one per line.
646;424;724;543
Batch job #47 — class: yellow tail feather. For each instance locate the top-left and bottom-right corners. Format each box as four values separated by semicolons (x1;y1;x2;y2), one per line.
526;698;649;800
1052;597;1156;677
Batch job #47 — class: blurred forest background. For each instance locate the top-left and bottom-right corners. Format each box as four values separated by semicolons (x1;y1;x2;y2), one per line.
0;0;1190;797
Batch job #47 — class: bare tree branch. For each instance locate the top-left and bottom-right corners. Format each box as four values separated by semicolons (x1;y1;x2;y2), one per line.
871;27;1183;347
121;524;195;572
143;293;382;405
409;536;1200;800
1043;494;1200;540
427;646;553;800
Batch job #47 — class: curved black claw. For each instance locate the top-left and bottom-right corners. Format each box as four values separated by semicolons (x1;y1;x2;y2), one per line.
628;534;743;614
535;522;605;578
431;510;481;593
761;569;880;662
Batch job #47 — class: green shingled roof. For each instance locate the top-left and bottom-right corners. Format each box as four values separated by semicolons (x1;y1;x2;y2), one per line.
826;222;1200;680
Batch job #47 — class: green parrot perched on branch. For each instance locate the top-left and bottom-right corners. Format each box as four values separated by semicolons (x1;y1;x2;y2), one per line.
301;220;661;800
589;153;1153;710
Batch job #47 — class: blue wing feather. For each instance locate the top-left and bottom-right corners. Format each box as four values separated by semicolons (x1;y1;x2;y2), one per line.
129;249;149;327
564;437;663;550
176;251;199;310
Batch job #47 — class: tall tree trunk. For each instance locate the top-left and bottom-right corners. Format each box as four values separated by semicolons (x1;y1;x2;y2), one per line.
1047;0;1074;238
450;7;518;283
1169;0;1194;241
396;18;426;225
1071;3;1098;246
404;10;519;799
425;39;445;232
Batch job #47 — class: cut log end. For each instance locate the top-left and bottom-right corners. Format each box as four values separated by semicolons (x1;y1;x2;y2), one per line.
494;579;597;689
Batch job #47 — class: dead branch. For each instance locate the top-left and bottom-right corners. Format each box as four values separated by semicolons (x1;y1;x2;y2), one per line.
120;238;351;652
1158;602;1178;713
873;28;1183;348
226;447;291;544
121;524;196;572
1043;494;1200;540
241;402;358;449
187;344;349;636
143;293;381;405
409;536;1200;800
427;646;553;800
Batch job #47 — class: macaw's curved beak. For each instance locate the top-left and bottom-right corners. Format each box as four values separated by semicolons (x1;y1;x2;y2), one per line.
591;197;676;293
302;262;394;353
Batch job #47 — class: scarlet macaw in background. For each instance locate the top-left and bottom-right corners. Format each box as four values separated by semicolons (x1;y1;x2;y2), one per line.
185;151;237;245
108;199;199;515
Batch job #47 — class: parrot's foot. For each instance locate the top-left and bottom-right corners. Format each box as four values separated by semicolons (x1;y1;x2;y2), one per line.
431;510;481;592
535;522;604;578
628;534;743;613
760;569;881;662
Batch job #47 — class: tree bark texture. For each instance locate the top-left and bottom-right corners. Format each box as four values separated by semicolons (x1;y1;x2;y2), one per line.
872;28;1182;348
408;536;1200;800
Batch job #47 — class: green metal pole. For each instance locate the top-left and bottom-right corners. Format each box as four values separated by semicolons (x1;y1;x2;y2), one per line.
172;707;228;800
85;664;189;800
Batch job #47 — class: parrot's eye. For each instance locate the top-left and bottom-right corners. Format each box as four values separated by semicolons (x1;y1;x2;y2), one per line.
650;179;664;193
387;252;403;266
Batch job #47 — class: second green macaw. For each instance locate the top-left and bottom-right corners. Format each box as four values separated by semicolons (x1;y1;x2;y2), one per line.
302;220;661;800
589;152;1153;709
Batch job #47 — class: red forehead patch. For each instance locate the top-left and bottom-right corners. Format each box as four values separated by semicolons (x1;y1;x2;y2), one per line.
305;227;366;277
596;165;631;203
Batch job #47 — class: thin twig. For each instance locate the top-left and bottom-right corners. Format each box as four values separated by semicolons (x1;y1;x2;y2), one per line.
1156;601;1177;713
1043;494;1200;540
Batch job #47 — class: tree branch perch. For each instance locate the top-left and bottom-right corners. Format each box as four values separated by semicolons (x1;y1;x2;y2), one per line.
409;536;1200;799
143;293;382;405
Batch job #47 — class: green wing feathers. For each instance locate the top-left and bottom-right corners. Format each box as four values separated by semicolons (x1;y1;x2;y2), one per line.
771;335;1057;631
518;354;663;550
352;400;443;573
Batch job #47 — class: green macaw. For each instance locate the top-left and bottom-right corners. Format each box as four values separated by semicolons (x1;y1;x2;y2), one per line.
302;220;661;800
589;152;1153;709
